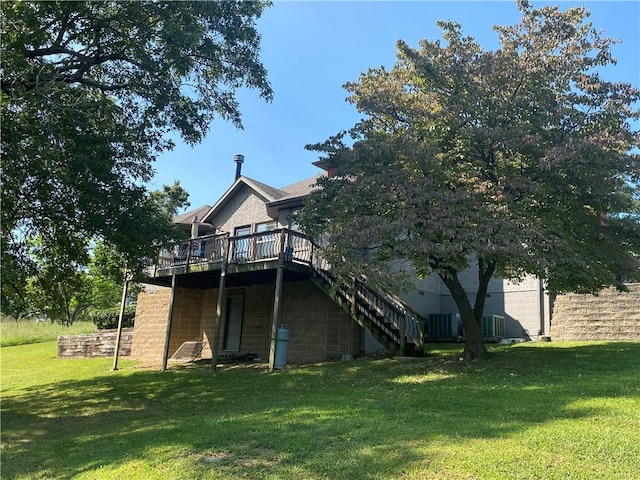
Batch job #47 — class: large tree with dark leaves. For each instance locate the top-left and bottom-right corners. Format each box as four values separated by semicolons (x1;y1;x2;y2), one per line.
1;1;272;319
299;1;640;359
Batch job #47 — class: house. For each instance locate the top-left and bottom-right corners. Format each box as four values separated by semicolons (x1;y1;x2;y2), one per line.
131;156;639;369
133;156;383;369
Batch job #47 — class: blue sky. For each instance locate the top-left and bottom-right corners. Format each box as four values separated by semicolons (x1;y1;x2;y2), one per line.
150;1;640;212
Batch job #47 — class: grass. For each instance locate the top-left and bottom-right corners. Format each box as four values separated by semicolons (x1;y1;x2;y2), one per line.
1;341;639;479
0;319;96;347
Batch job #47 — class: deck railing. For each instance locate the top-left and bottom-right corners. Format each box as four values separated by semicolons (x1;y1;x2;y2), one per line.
157;232;228;270
355;280;424;347
155;228;316;271
153;227;423;353
313;267;424;352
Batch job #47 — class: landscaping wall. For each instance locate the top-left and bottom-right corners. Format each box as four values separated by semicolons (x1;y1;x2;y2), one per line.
57;328;133;358
550;283;640;341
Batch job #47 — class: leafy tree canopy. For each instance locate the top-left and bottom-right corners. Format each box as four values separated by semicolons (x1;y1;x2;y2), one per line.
1;1;271;316
1;182;190;323
299;1;640;359
149;181;191;220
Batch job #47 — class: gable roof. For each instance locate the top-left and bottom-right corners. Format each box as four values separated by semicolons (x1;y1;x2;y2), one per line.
173;204;216;234
201;175;287;223
191;172;325;226
265;174;324;217
278;173;323;199
243;176;288;201
173;204;213;226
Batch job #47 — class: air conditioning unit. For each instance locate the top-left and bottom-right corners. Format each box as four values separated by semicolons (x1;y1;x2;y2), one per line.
426;313;462;340
482;315;505;338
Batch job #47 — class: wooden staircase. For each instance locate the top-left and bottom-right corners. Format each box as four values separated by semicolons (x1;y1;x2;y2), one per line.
310;266;426;356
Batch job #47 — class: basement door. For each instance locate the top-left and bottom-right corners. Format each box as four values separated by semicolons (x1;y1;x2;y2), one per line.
223;294;244;351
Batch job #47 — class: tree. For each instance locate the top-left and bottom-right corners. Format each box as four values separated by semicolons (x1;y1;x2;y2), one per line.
299;1;640;359
23;235;94;326
0;181;189;325
0;236;37;321
1;182;190;323
1;1;272;315
149;181;191;219
87;182;191;314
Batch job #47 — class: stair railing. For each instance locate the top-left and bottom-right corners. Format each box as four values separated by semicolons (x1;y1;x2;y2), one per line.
309;246;424;353
153;230;424;352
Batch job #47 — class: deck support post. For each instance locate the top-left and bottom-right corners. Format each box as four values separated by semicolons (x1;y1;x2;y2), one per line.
211;238;229;370
268;233;287;371
162;273;177;371
111;269;130;371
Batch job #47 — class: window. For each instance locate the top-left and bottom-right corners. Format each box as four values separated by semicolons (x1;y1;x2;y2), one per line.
256;221;277;233
289;209;301;231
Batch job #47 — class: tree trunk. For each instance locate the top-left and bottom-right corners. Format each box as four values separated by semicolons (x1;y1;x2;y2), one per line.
438;261;494;360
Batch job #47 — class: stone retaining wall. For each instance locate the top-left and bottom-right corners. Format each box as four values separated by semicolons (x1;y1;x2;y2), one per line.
550;284;640;341
57;328;133;358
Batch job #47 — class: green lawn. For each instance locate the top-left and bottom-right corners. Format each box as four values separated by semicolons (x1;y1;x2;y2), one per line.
1;341;639;479
0;319;96;347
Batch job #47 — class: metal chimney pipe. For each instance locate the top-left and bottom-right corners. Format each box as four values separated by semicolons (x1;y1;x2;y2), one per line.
234;154;244;180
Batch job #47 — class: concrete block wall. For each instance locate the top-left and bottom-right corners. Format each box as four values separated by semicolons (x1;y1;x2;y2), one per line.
131;284;173;365
133;285;213;366
132;279;358;367
199;288;218;359
551;284;640;341
205;281;357;363
168;287;205;355
57;328;133;358
227;284;273;359
281;281;357;363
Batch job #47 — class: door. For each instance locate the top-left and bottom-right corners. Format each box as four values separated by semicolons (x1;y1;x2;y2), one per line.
223;294;244;351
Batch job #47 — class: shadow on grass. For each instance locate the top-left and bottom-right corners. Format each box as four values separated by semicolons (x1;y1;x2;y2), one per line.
2;342;639;478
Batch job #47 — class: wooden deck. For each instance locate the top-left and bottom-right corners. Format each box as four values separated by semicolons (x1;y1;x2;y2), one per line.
146;228;426;360
146;229;322;287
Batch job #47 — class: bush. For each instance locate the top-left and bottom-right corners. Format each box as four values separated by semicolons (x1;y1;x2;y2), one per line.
91;306;136;330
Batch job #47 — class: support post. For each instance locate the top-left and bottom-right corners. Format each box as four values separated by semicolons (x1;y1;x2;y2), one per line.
111;271;130;371
184;239;192;271
268;232;287;371
211;236;229;370
161;273;177;371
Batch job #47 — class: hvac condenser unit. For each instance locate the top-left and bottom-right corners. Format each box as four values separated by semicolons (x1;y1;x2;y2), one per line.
481;315;505;338
426;313;462;340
